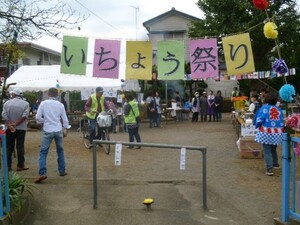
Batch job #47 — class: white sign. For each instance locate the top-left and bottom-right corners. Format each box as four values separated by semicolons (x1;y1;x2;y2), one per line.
180;148;186;170
114;144;122;166
241;124;258;137
117;94;123;103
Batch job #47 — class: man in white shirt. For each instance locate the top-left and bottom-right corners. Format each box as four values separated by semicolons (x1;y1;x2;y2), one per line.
34;88;70;183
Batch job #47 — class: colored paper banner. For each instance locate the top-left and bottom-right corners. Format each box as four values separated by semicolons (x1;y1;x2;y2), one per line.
222;33;255;75
189;38;219;79
126;41;152;80
93;39;121;79
157;41;185;80
60;36;88;75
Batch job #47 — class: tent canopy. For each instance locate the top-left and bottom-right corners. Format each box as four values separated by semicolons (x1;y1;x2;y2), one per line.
6;65;140;92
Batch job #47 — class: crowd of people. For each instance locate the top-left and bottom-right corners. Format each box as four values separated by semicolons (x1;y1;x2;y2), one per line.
2;87;70;183
1;84;294;182
191;90;224;122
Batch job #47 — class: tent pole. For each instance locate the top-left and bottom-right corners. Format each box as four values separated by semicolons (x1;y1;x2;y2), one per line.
165;80;168;107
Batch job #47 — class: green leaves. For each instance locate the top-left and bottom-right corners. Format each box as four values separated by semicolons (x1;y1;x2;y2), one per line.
4;172;36;212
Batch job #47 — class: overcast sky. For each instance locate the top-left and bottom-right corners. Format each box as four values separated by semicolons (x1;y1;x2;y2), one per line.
33;0;203;57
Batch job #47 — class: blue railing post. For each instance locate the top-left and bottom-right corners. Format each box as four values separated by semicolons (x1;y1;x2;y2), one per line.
0;132;11;217
282;133;290;222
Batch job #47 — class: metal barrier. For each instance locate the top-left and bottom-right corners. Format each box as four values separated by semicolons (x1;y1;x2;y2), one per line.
92;140;207;210
0;131;11;218
282;133;300;222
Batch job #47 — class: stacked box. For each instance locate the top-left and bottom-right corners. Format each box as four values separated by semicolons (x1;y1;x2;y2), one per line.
238;137;263;159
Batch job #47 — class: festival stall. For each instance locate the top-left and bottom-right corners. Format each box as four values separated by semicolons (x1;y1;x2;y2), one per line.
6;64;140;131
5;64;140;93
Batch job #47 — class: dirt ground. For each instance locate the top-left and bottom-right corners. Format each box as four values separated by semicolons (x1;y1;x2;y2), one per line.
19;112;286;224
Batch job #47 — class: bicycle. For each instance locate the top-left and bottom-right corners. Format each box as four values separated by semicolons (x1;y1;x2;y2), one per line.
82;114;111;154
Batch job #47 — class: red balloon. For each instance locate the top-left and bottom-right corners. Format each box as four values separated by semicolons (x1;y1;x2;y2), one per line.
253;0;269;10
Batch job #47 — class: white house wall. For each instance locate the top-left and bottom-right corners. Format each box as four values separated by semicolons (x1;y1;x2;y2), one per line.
149;15;192;32
206;80;239;98
17;48;60;65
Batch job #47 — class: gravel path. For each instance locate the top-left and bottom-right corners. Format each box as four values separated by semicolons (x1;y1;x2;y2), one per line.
19;112;284;224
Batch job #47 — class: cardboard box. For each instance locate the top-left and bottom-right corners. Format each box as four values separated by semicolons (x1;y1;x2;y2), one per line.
238;138;263;159
241;124;258;137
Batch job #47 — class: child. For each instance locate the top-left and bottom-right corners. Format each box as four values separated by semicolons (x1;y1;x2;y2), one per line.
248;94;260;115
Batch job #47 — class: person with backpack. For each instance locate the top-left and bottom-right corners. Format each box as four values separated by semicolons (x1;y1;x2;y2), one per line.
146;92;157;128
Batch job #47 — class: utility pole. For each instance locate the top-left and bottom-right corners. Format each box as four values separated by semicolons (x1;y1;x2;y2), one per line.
130;5;139;40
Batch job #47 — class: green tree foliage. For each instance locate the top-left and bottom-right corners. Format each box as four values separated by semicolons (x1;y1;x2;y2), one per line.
189;0;300;92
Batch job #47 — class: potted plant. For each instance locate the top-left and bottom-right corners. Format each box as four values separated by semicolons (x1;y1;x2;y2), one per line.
1;172;35;225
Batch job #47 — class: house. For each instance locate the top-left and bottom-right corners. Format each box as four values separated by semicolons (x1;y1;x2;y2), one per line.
143;7;199;64
142;7;238;98
0;42;61;78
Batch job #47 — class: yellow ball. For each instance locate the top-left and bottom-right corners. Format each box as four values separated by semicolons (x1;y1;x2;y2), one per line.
143;198;154;204
264;22;278;39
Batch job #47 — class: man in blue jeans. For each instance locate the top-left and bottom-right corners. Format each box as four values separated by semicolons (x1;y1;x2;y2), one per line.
84;86;107;148
34;88;70;183
254;92;284;176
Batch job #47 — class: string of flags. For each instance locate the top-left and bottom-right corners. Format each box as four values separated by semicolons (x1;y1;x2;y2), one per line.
224;68;296;81
185;67;296;81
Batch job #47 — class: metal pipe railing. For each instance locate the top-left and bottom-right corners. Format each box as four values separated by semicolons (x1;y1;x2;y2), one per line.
92;140;207;210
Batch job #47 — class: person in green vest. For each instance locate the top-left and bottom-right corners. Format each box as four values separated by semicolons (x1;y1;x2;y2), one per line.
84;86;107;148
124;93;141;149
231;87;240;110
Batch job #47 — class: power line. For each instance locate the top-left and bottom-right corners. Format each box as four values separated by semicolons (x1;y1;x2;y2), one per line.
73;0;130;37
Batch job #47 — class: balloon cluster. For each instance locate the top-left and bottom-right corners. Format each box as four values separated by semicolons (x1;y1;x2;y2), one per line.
253;0;296;113
252;0;288;76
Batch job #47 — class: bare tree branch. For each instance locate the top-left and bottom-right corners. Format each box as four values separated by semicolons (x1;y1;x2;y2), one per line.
0;0;88;119
0;0;88;42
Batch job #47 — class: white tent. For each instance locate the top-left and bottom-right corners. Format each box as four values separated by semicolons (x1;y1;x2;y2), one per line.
6;65;140;93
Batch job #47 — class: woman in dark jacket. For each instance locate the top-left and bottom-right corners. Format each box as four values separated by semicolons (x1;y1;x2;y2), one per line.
214;90;223;122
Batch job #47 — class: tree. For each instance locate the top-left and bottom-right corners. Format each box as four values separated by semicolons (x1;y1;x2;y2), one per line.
0;0;86;42
0;0;87;118
188;0;300;93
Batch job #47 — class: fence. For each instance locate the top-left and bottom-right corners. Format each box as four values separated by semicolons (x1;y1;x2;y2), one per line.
0;131;11;218
282;133;300;222
91;140;207;210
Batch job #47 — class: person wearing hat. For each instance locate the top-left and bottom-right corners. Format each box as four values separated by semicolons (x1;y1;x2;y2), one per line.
2;88;30;171
191;92;200;122
84;86;107;148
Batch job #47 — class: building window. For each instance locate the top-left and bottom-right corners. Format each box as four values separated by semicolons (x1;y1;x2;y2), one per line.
164;33;173;39
174;32;184;39
163;32;184;40
43;53;49;61
23;58;31;65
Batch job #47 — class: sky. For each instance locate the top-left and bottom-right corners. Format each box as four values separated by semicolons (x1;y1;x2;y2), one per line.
32;0;203;59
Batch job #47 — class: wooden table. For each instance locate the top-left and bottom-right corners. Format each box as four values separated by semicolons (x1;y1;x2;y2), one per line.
67;112;86;132
162;108;174;124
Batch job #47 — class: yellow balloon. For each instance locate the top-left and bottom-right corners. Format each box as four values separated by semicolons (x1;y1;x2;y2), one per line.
264;22;278;39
